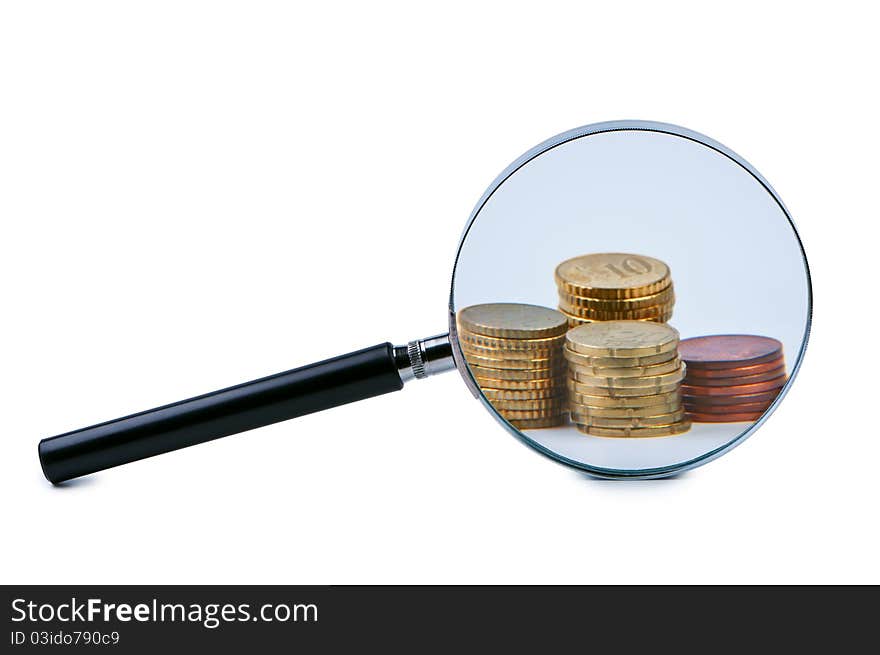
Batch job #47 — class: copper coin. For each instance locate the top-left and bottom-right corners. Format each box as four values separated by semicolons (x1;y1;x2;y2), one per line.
688;411;765;423
684;357;786;379
683;366;786;387
678;335;782;370
683;400;773;414
682;389;782;406
681;375;787;396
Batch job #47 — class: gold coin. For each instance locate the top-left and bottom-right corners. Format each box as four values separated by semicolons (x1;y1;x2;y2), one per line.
558;300;675;321
457;303;568;339
505;416;566;429
563;348;678;369
568;399;683;417
562;309;673;327
482;387;562;401
568;389;682;407
558;286;675;311
569;400;682;416
490;397;566;410
576;420;691;438
459;331;566;351
473;376;564;391
567;402;683;418
565;320;679;357
469;364;565;380
461;342;562;360
565;355;682;378
461;352;561;370
571;364;686;389
497;408;566;420
555;253;671;299
563;314;594;328
567;379;681;397
571;409;686;428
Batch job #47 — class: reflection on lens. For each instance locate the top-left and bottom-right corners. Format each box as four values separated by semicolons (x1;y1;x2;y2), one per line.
450;123;810;475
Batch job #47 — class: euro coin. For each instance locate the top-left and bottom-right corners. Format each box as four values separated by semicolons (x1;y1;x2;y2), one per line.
563;348;678;369
558;286;675;311
568;379;681;397
497;408;567;421
683;357;785;379
491;397;566;411
473;376;563;391
461;352;562;370
561;308;673;327
681;375;787;396
678;335;783;370
571;409;686;428
576;421;691;438
461;342;562;360
560;312;594;328
687;411;765;423
569;389;682;408
482;387;562;401
505;416;567;429
459;331;566;351
469;364;565;380
682;400;773;414
681;389;781;406
684;366;785;386
566;321;679;358
565;356;683;378
555;253;671;299
571;364;686;389
568;402;683;418
558;301;675;321
457;303;568;339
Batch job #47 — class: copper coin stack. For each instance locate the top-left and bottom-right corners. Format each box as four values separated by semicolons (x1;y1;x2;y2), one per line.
564;321;691;438
555;253;675;328
456;303;568;429
679;335;787;422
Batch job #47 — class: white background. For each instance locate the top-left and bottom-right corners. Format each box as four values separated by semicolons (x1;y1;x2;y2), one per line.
0;1;876;584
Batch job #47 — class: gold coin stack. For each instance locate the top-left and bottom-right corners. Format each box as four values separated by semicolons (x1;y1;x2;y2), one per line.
564;321;691;437
456;303;568;429
555;253;675;327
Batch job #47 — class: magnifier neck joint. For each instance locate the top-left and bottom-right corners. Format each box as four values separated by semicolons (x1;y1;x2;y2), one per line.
395;334;454;383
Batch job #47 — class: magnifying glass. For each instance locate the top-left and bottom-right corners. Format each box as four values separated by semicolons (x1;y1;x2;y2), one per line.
37;120;812;483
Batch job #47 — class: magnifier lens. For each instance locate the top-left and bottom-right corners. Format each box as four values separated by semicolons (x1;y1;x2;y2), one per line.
449;122;810;478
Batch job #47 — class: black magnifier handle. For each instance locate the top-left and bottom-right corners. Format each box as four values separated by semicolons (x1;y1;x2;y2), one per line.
38;334;455;484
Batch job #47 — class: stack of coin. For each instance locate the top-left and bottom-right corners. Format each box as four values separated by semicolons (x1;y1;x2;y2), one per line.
564;321;691;437
679;335;787;422
555;253;675;327
457;303;568;429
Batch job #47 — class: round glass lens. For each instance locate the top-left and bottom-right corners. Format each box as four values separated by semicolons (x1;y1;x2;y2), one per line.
449;121;811;478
